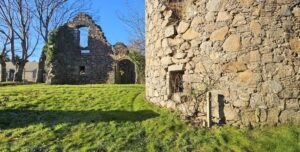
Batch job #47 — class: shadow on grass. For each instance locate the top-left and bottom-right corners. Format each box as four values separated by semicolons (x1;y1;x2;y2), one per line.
0;109;160;129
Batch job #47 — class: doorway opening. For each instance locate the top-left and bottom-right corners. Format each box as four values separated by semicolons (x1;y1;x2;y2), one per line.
8;69;15;81
116;59;136;84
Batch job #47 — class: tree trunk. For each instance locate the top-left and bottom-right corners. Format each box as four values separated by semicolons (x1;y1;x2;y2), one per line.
36;51;46;83
0;60;6;82
14;62;25;82
10;29;15;64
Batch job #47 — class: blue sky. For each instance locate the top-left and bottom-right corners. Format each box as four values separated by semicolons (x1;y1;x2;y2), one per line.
94;0;145;45
30;0;145;61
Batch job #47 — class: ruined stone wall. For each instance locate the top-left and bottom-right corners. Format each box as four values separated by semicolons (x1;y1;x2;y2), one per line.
146;0;300;127
47;13;115;84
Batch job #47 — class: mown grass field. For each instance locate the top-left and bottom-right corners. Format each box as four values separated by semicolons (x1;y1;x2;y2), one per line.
0;84;299;152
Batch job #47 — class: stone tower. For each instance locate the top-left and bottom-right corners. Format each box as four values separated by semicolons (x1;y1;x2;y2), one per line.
146;0;300;127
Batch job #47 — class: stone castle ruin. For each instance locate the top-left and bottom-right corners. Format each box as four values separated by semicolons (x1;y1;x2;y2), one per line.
146;0;300;127
46;13;138;84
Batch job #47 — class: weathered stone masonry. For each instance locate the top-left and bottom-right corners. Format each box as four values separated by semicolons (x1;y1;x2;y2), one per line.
46;13;137;84
146;0;300;127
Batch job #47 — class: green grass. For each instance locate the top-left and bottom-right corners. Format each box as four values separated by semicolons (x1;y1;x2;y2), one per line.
0;84;299;152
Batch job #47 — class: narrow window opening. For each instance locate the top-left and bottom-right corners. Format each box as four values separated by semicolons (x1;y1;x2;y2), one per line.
79;66;86;75
170;71;184;93
79;27;89;48
218;95;226;125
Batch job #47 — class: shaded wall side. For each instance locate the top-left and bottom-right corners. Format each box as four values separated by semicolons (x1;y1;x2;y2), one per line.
47;14;115;84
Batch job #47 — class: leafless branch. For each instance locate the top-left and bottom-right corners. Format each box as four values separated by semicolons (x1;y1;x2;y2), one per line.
117;0;145;54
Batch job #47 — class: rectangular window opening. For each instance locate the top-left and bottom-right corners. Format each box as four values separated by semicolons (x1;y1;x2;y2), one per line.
81;50;91;54
79;27;89;48
170;71;184;93
79;66;86;75
167;0;183;21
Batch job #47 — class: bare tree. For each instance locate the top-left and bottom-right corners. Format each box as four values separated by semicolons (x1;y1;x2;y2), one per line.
0;27;10;82
117;1;145;54
0;0;16;65
12;0;39;82
34;0;89;83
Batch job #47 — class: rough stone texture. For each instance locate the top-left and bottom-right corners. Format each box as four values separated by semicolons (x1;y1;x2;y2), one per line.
210;26;229;41
46;13;137;84
250;21;262;36
182;29;200;40
216;12;231;22
146;0;300;127
177;21;190;34
290;38;300;52
223;34;241;52
165;25;176;38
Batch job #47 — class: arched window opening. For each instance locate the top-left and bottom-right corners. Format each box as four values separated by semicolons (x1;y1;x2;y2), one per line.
116;59;136;84
79;27;89;48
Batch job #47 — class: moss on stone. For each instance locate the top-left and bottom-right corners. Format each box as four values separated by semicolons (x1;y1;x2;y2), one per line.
128;51;145;83
45;25;74;66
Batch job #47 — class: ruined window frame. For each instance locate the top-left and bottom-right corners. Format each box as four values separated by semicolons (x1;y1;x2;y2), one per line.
79;26;89;48
79;66;86;75
81;50;91;54
165;0;184;21
170;70;184;93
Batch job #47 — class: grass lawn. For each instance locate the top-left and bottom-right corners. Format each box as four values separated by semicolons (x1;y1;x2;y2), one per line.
0;84;299;152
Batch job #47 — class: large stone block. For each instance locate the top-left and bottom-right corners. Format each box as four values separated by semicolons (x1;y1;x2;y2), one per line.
262;80;283;94
238;70;261;85
182;29;200;40
205;12;216;22
239;0;253;7
223;34;241;52
232;14;246;27
223;61;247;73
206;0;221;12
191;16;205;27
174;52;187;59
161;56;173;66
210;26;229;41
290;38;300;53
224;106;239;121
195;62;207;74
286;99;299;110
267;108;279;125
169;64;185;71
292;6;300;20
261;53;273;63
280;110;300;124
165;25;176;38
250;21;262;36
250;93;266;109
249;50;261;62
241;110;256;126
216;11;231;22
177;21;190;34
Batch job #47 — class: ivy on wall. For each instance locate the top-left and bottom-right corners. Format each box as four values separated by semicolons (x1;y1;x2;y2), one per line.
45;25;73;66
128;51;145;84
